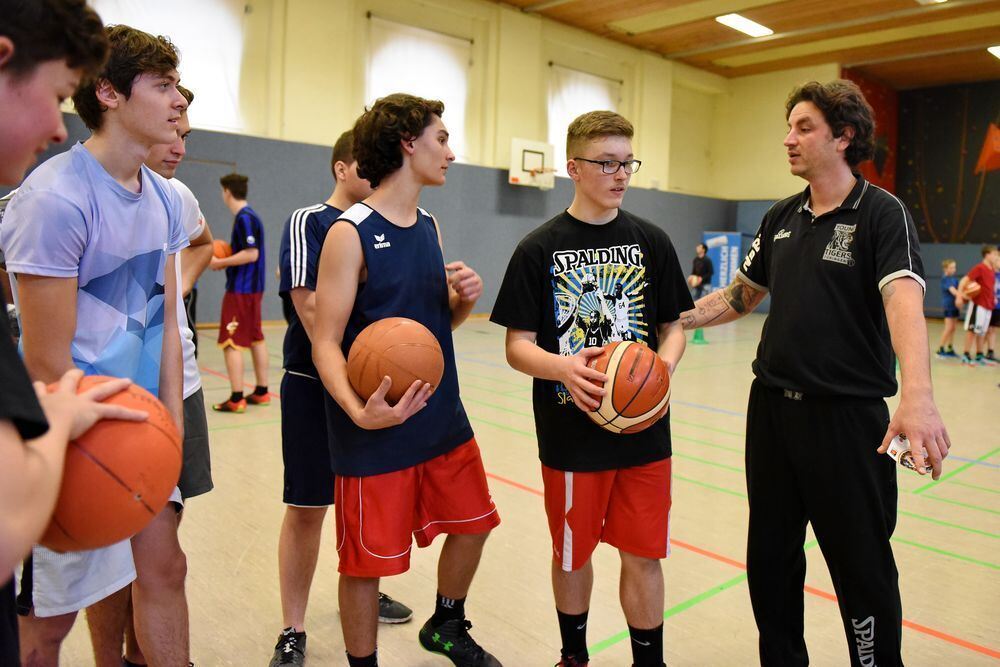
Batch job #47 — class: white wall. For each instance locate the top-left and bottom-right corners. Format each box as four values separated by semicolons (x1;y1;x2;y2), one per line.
181;0;840;200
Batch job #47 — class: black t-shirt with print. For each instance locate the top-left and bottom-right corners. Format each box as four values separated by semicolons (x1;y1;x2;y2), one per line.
737;175;925;397
491;209;693;472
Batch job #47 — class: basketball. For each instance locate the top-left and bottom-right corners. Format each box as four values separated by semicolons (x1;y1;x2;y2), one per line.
347;317;445;405
213;239;233;258
39;376;182;553
687;275;701;288
586;341;671;434
963;280;981;299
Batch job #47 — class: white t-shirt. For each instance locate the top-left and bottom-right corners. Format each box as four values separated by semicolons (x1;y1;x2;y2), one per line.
169;178;206;399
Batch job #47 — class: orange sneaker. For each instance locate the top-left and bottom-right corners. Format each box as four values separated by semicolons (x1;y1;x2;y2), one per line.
212;398;246;413
246;392;271;406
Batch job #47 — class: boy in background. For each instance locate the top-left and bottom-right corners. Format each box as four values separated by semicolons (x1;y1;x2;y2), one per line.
936;259;959;358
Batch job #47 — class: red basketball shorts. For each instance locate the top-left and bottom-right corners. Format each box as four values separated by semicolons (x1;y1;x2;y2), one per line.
217;291;264;349
542;457;672;572
335;437;500;578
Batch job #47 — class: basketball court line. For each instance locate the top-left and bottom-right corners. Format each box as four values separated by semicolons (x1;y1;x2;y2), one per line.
482;468;1000;660
913;447;1000;494
464;411;999;573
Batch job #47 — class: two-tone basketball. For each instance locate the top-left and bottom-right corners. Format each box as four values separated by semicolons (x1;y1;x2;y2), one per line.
40;376;182;552
586;341;670;434
347;317;445;405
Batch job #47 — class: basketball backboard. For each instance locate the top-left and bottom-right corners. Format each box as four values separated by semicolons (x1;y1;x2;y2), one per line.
509;137;555;190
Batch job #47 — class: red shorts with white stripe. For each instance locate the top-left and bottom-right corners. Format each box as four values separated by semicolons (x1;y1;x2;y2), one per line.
542;458;672;572
335;437;500;577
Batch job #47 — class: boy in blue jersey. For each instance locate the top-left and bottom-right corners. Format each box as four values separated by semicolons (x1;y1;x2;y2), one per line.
270;130;411;667
211;172;269;412
2;24;192;666
313;94;501;667
936;259;959;358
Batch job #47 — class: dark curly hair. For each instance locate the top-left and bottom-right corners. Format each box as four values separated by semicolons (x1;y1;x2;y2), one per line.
352;93;445;188
72;25;179;131
0;0;107;80
786;80;875;167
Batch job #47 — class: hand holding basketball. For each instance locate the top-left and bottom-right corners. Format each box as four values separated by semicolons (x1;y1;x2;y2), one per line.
446;261;482;303
557;347;608;412
350;376;434;430
35;369;148;440
879;393;951;480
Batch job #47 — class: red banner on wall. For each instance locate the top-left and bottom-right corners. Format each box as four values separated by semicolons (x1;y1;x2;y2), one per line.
841;68;898;193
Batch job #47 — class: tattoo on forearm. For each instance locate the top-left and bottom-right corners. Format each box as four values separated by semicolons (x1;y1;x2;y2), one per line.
681;292;731;329
725;282;753;314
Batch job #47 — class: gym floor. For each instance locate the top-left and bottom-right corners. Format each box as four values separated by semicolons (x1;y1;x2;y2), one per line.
60;316;999;666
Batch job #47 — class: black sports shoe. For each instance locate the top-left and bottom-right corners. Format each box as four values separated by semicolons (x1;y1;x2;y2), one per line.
378;592;413;624
269;627;306;666
418;618;502;666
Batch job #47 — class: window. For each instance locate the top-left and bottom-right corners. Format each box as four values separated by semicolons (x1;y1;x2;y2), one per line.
547;65;622;175
89;0;246;132
366;16;473;163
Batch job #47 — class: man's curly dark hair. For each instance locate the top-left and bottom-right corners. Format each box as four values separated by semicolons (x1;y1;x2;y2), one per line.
785;80;875;167
352;93;445;188
0;0;107;81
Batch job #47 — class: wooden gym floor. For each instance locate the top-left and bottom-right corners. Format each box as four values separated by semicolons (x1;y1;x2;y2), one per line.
60;315;999;666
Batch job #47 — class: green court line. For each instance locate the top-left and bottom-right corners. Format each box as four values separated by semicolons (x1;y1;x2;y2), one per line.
671;418;744;438
891;537;999;570
467;415;536;439
919;494;1000;516
588;572;749;656
675;474;748;499
897;509;999;540
949;480;1000;496
673;433;744;455
673;452;745;474
913;447;1000;495
208;418;281;432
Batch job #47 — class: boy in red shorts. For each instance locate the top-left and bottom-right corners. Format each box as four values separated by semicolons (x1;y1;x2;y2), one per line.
491;111;692;667
955;244;999;366
312;94;501;667
212;172;270;410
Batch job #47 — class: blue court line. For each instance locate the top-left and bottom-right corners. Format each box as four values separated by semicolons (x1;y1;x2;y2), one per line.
947;455;1000;470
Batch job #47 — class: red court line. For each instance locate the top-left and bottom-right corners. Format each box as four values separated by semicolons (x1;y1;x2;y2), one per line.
483;471;1000;660
200;365;281;399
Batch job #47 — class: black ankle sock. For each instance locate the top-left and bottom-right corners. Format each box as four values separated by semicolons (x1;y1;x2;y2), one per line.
229;391;244;402
122;658;146;667
431;592;465;626
628;623;664;667
253;385;268;396
557;609;589;662
346;650;377;667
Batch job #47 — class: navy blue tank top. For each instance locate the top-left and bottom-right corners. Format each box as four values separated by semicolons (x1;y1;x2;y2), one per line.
324;203;474;476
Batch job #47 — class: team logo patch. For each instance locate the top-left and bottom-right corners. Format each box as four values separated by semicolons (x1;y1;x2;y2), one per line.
822;223;856;266
773;229;791;241
247;235;255;245
373;233;391;250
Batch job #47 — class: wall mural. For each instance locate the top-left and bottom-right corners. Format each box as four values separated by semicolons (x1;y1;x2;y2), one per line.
897;80;1000;244
842;68;898;193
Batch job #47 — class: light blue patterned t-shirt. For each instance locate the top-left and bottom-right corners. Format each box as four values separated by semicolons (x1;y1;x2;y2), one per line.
1;143;188;395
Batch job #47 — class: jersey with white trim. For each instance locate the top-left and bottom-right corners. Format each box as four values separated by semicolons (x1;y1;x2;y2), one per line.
323;203;473;477
278;203;342;375
738;174;924;398
225;205;265;294
169;178;204;398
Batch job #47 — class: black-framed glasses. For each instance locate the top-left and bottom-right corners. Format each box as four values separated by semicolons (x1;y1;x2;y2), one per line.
572;157;642;174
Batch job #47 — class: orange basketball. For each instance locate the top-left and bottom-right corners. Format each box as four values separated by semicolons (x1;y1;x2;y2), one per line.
586;341;671;434
40;376;182;553
213;239;233;258
963;280;981;299
347;317;445;405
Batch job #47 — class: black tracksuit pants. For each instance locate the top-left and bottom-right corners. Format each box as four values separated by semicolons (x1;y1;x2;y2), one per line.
745;380;903;667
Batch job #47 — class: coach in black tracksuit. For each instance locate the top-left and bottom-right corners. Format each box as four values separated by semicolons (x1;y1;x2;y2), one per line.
680;80;951;666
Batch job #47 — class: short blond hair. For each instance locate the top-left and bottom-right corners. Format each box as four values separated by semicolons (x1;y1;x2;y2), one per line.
941;259;955;270
566;111;633;158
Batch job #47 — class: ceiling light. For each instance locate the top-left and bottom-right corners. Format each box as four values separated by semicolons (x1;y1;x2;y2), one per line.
989;45;1000;59
915;0;948;5
715;13;774;38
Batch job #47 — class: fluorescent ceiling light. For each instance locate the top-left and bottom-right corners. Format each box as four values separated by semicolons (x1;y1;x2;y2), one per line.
915;0;948;5
715;13;774;38
989;45;1000;59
